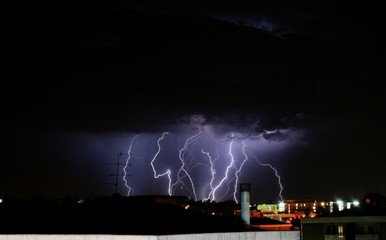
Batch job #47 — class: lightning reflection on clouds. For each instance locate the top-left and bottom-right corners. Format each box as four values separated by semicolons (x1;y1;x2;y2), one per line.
118;114;300;203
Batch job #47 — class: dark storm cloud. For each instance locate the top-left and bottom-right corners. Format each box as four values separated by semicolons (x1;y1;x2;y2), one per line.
122;0;385;59
200;1;326;36
3;0;385;202
168;110;309;144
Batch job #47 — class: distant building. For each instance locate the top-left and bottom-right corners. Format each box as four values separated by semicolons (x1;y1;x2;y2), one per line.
258;203;279;214
257;199;361;222
300;193;386;240
233;209;264;218
301;216;386;240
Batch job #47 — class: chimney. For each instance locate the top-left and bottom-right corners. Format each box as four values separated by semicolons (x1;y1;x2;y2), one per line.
240;183;251;225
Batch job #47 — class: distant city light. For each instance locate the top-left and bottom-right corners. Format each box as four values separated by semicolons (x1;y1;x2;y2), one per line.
336;200;344;211
353;201;359;207
279;202;285;212
330;201;334;213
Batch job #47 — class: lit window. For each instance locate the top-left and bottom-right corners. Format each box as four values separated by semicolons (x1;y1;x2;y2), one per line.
278;202;285;212
336;200;344;211
338;225;344;238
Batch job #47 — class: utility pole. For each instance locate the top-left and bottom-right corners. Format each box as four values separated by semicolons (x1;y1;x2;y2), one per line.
105;152;129;195
115;152;123;194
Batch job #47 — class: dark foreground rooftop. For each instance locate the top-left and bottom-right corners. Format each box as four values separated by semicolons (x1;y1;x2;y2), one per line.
0;194;247;235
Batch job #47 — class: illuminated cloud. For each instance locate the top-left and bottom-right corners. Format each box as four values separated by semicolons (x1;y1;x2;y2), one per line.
263;130;288;142
105;111;307;202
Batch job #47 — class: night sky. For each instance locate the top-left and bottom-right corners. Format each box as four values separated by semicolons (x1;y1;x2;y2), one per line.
2;0;385;203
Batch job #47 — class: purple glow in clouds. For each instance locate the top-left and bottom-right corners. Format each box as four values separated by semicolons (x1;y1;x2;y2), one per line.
118;114;303;203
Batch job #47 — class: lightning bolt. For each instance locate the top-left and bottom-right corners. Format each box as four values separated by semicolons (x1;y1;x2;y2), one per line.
118;123;288;203
201;148;217;201
150;132;172;196
249;151;284;202
123;134;140;196
171;128;203;201
229;134;264;202
211;132;236;202
232;139;249;203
